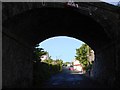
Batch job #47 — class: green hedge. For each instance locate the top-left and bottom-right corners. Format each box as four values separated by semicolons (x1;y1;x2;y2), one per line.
33;62;62;88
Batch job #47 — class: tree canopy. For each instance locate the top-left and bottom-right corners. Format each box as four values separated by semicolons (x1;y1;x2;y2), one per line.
75;43;92;71
34;44;48;62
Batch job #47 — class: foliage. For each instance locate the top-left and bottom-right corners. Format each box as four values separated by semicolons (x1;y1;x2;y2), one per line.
56;59;63;71
56;59;63;64
33;44;64;87
33;62;51;87
43;59;63;72
33;44;48;62
75;43;92;71
33;59;63;88
43;59;53;64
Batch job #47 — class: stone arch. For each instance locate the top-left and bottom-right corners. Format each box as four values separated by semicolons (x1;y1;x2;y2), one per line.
3;6;112;49
2;2;120;88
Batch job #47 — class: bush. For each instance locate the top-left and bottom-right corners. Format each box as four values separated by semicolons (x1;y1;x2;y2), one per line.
33;62;51;87
33;61;63;88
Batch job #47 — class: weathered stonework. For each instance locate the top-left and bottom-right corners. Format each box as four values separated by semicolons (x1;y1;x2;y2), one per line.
115;38;120;88
93;43;116;87
2;28;33;88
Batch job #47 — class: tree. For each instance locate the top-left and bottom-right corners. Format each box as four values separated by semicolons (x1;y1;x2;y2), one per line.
75;43;92;71
34;44;47;62
55;59;63;65
43;59;53;64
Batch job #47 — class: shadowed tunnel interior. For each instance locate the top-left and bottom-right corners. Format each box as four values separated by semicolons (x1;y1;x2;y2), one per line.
2;3;120;88
3;7;112;50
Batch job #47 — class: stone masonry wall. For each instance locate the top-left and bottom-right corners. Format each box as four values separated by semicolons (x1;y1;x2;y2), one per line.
2;32;33;88
92;43;116;87
115;38;120;88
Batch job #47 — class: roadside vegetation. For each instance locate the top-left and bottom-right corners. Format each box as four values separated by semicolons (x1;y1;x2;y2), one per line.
33;44;63;87
75;43;94;75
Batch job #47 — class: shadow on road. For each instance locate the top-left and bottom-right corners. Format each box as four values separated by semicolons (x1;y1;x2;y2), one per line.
40;66;107;88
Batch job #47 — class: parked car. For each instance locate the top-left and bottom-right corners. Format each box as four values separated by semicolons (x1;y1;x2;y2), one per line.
69;65;74;71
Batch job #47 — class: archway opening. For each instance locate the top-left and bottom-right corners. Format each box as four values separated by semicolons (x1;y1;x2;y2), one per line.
33;35;96;88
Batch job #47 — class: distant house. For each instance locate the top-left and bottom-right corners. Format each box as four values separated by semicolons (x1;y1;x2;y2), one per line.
40;53;49;62
87;50;95;63
73;60;83;72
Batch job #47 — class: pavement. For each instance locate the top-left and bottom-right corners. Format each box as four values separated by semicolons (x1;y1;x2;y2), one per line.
40;66;107;88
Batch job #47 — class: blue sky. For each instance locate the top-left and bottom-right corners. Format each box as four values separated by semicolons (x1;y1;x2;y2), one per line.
39;36;84;62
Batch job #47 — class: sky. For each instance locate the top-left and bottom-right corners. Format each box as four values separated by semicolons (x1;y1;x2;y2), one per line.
39;36;84;62
100;0;119;5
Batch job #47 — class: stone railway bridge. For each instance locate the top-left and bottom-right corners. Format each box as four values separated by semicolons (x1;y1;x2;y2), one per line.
2;2;120;88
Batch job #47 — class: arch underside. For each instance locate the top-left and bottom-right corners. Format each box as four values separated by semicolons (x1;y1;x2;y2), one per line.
3;7;112;51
